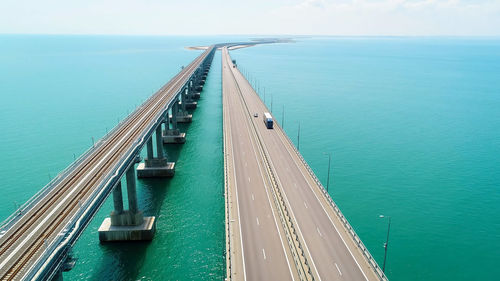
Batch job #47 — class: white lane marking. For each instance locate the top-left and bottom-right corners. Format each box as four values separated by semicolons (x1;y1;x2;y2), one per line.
260;142;323;281
256;217;260;226
294;183;298;189
304;201;308;209
0;68;193;271
251;194;255;201
231;59;295;281
262;248;267;260
248;177;251;182
317;227;323;237
275;126;370;280
335;263;342;276
227;87;248;281
245;162;247;167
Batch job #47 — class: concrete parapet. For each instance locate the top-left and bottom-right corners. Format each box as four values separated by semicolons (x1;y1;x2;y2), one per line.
137;161;175;178
163;129;186;144
98;216;156;242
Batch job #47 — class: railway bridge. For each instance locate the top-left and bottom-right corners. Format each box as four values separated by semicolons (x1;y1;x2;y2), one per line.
0;46;215;281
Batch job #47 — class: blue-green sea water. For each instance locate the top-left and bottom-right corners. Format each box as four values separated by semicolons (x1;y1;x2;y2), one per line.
0;36;499;280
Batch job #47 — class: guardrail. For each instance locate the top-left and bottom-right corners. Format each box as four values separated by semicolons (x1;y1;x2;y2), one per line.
222;104;233;280
20;48;215;280
236;55;387;280
225;50;314;281
275;124;388;281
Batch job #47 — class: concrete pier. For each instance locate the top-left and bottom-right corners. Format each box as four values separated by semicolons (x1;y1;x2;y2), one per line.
170;98;192;123
98;168;156;242
173;112;193;123
184;86;198;109
192;92;201;100
163;112;186;144
137;125;175;177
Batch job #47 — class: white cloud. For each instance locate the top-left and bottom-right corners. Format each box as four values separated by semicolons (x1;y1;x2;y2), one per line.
269;0;500;35
0;0;499;35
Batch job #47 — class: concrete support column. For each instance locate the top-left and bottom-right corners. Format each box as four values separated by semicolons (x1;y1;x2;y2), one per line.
126;166;138;214
99;163;155;242
172;102;179;130
181;88;187;112
112;182;124;214
165;113;170;130
146;138;154;160
155;126;164;159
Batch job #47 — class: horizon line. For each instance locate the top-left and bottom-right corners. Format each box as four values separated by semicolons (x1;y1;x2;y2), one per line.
1;33;500;38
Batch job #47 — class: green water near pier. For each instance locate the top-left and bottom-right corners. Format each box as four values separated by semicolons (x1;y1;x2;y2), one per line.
0;36;499;280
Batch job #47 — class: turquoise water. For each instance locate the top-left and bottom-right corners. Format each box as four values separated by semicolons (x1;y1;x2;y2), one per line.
232;37;500;280
0;36;499;280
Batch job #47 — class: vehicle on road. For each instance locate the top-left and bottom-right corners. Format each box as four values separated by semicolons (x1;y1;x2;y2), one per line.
263;112;273;129
254;113;258;118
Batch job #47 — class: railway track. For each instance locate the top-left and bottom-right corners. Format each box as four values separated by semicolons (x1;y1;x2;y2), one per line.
0;47;213;280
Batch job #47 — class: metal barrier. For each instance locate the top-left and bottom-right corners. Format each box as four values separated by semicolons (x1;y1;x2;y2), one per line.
17;48;216;280
227;51;314;281
275;124;388;281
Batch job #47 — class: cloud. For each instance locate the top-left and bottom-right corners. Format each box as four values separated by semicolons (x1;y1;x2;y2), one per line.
0;0;499;35
270;0;500;35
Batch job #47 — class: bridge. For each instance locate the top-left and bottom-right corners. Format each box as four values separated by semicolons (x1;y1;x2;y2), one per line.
0;46;215;280
221;47;386;281
0;42;387;281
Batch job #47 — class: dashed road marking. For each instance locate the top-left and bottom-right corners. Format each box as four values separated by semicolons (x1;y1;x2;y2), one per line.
335;263;342;276
262;248;267;260
317;227;323;237
256;217;260;226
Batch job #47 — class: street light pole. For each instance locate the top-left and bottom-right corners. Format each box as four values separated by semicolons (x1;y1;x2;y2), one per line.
271;92;273;113
379;215;391;273
297;122;300;151
323;152;331;192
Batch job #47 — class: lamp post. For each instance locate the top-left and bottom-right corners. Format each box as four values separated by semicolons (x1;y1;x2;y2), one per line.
297;122;301;151
379;215;391;273
323;152;331;192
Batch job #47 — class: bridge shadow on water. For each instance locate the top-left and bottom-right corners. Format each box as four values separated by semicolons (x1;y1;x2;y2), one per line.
89;122;192;280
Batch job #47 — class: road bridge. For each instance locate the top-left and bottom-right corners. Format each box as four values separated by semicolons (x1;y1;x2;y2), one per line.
222;47;387;281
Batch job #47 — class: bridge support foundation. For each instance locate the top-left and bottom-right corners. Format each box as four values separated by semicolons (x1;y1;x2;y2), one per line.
170;98;192;123
163;107;186;143
98;167;156;242
137;125;175;177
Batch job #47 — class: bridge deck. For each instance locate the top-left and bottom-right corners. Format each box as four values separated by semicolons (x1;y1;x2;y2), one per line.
0;47;214;281
222;47;383;281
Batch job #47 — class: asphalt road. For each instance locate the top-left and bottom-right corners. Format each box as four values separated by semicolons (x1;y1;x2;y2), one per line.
223;48;297;281
223;47;379;281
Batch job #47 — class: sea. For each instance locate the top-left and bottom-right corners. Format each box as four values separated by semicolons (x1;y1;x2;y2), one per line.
0;35;499;280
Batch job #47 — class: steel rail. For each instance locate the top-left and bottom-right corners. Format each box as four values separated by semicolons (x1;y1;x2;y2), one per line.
0;47;214;280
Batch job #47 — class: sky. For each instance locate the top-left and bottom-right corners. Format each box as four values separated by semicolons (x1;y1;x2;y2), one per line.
1;0;499;36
